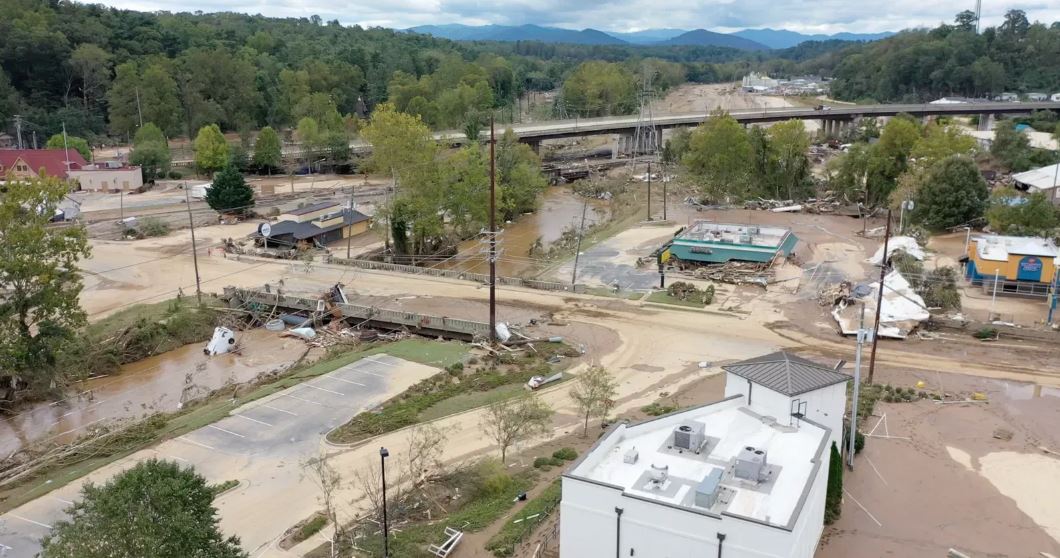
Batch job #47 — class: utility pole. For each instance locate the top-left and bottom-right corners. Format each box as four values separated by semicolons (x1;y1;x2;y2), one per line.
571;197;589;286
345;182;355;259
662;167;668;221
62;122;71;173
135;87;143;128
488;116;497;344
184;186;203;304
990;269;1000;321
646;160;652;221
867;208;892;385
848;304;867;470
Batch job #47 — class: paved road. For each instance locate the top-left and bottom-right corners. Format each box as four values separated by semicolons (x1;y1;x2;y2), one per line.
0;354;439;558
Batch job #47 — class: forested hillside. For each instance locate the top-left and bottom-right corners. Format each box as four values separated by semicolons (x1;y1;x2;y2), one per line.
827;10;1060;102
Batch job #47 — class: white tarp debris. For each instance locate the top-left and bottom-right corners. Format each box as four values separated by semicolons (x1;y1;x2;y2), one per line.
288;327;317;339
495;322;512;343
832;270;929;339
868;236;924;265
770;204;803;213
204;327;237;355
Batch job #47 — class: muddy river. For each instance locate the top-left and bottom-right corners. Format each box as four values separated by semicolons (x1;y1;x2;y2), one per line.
436;186;610;277
1;329;306;457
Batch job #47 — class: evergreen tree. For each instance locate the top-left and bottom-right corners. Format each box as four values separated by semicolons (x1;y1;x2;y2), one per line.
205;165;254;215
193;124;230;174
824;441;843;524
913;155;990;230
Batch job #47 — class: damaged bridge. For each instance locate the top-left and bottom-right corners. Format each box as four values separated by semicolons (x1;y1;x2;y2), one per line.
224;287;490;341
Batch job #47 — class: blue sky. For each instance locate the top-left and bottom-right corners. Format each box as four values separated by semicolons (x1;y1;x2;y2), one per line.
92;0;1060;33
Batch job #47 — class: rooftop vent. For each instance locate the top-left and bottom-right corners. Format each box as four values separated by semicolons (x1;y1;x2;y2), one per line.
649;464;669;488
673;421;705;452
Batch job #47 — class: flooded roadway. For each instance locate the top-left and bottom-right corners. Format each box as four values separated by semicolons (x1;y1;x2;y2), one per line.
435;186;610;277
1;329;307;457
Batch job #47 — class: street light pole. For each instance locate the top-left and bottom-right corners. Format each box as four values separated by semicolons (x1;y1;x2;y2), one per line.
380;447;390;557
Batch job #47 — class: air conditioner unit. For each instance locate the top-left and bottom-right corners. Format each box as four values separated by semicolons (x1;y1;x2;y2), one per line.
694;467;724;508
735;446;768;482
673;421;705;451
623;447;639;464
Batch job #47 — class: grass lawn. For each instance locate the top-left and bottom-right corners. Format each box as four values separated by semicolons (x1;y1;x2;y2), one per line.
0;340;463;514
418;384;529;421
583;286;646;300
486;479;562;557
645;290;706;308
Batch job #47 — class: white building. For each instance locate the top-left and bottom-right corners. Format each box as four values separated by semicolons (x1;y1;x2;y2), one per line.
560;352;849;558
68;165;144;192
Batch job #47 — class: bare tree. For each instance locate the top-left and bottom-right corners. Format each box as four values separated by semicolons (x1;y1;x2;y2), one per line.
403;423;450;488
569;365;618;437
304;452;344;558
352;456;385;523
481;394;554;463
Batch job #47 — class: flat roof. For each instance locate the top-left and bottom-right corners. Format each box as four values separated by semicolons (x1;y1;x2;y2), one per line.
673;222;791;249
973;234;1059;262
567;397;827;528
287;201;342;216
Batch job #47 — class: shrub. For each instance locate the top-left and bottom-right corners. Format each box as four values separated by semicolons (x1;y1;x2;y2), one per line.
293;514;328;543
641;402;677;416
167;169;183;179
533;457;552;469
138;217;170;237
552;448;578;461
854;431;865;454
445;362;464;376
473;459;516;497
468;356;480;365
974;327;998;340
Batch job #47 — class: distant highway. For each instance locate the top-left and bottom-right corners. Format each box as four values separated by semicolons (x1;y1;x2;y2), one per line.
172;101;1060;166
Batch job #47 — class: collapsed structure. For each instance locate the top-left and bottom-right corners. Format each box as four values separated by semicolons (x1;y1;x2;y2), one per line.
560;352;849;558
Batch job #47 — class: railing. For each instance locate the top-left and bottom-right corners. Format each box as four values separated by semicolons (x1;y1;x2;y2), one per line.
327;256;586;294
227;287;490;338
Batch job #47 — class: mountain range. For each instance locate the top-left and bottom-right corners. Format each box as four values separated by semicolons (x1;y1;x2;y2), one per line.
406;23;893;50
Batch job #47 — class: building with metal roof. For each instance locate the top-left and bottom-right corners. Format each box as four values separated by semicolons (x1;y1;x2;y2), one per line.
1012;163;1060;203
965;234;1059;297
559;351;849;558
262;205;370;248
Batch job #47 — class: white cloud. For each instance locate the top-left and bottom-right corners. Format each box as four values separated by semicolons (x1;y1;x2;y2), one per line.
93;0;1060;33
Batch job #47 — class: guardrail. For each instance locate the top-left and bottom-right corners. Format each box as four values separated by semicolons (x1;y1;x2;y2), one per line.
327;256;586;294
227;287;490;339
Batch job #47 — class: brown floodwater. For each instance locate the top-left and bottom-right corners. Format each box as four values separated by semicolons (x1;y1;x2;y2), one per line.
435;186;610;277
0;329;306;457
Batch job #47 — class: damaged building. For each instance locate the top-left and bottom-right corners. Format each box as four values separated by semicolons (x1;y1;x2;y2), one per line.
661;222;799;266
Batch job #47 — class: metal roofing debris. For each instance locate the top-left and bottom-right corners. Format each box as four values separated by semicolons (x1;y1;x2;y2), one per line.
867;236;924;265
721;351;850;397
1012;163;1060;192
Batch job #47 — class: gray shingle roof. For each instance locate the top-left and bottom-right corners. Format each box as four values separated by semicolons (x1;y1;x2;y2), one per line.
721;352;850;396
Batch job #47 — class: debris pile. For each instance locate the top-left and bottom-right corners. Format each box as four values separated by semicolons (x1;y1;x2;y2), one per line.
830;270;930;338
689;261;773;287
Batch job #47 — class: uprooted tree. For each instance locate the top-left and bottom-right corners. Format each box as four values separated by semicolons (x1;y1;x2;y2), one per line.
0;175;91;404
481;394;554;463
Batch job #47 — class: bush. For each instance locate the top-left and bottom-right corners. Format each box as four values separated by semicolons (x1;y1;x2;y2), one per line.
854;431;865;454
445;362;464;376
138;217;170;237
167;170;183;179
293;514;328;543
473;460;516;498
552;448;578;461
467;356;480;365
533;457;552;469
974;327;998;340
641;402;677;416
548;456;564;467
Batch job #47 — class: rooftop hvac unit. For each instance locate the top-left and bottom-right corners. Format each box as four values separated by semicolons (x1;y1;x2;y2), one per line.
673;421;705;451
649;464;669;487
734;446;768;482
694;468;724;509
738;234;752;244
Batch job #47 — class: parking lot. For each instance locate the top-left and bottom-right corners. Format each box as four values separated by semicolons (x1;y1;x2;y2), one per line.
0;354;440;558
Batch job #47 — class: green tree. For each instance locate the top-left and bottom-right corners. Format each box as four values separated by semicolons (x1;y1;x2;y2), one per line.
864;116;920;205
68;43;112;109
205;165;254;215
481;394;554;463
913;156;989;230
910;122;977;169
497;129;548;221
986;188;1060;236
682;110;753;201
193;124;229;174
827;143;870;199
561;61;637;117
824;442;843;524
768;119;813;200
40;459;247;558
954;10;978;32
0;176;90;396
252;126;282;173
569;365;618;437
296;116;322;156
991;120;1034;171
45;133;91;161
130;123;171;182
661;128;691;164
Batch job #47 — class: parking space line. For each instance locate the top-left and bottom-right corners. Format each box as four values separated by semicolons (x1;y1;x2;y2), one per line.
233;414;273;427
176;436;216;450
844;489;883;527
330;376;366;387
51;496;73;505
152;449;189;463
207;424;246;438
353;369;385;377
363;356;398;367
303;384;344;396
281;393;322;406
10;514;52;529
262;404;298;416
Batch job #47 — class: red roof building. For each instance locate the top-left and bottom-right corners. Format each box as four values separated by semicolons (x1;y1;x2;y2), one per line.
0;149;88;179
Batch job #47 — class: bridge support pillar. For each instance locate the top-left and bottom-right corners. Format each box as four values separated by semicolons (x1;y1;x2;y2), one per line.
615;133;633;157
525;139;541;155
977;113;994;131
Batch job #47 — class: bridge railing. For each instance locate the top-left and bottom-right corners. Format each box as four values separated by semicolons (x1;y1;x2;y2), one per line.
327;257;586;294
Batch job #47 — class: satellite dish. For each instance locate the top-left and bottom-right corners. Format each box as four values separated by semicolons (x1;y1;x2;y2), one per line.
259;222;272;238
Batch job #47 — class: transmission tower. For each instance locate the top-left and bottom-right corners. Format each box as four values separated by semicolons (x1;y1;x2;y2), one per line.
975;0;982;33
630;66;660;170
